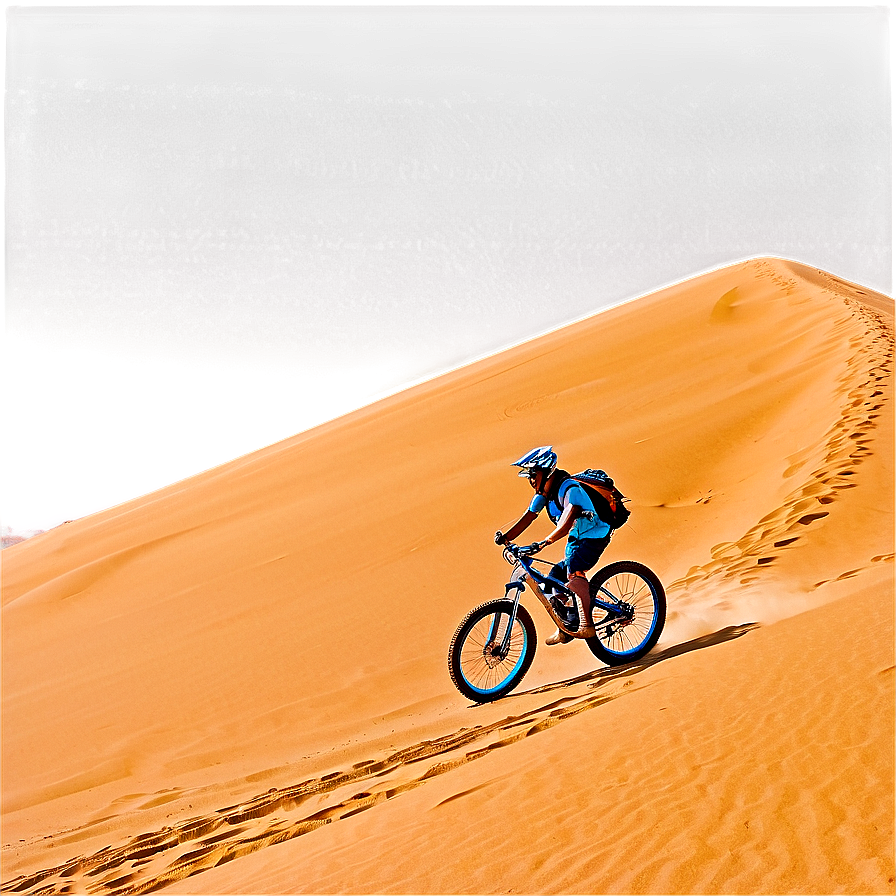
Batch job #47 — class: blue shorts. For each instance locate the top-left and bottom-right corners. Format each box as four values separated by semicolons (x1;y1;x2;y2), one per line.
550;535;610;581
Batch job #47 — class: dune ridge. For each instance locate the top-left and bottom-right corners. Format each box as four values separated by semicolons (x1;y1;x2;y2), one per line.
664;260;893;628
2;257;893;895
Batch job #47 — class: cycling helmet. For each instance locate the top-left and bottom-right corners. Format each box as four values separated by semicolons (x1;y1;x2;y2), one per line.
512;445;558;478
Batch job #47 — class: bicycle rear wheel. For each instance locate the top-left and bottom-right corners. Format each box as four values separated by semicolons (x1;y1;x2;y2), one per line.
448;599;537;703
585;561;666;665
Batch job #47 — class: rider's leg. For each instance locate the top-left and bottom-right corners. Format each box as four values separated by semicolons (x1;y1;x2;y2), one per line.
567;571;595;638
565;536;610;638
547;560;574;618
546;572;591;645
545;560;575;645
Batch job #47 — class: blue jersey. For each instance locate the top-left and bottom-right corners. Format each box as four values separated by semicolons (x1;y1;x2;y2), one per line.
528;479;610;547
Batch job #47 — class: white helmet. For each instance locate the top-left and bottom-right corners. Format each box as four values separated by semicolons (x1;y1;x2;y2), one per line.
511;445;558;477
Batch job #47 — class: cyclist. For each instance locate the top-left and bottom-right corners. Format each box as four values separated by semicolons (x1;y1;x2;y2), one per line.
494;446;611;645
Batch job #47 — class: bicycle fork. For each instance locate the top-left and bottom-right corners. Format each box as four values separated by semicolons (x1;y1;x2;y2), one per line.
489;572;566;657
486;574;548;658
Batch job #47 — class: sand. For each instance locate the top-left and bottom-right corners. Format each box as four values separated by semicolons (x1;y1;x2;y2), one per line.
2;257;893;895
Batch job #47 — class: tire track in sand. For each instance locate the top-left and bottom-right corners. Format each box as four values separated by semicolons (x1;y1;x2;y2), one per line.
0;626;755;896
4;266;890;896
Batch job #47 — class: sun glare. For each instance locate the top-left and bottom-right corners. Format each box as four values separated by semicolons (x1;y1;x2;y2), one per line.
0;444;193;528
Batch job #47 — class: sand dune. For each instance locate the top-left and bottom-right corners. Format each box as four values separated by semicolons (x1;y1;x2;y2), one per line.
2;257;893;894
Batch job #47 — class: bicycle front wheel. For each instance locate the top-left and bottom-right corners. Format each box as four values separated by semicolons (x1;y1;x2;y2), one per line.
586;561;666;666
448;599;537;703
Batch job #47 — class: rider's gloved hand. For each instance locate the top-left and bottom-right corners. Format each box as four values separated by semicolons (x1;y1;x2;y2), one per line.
520;541;545;555
494;530;506;545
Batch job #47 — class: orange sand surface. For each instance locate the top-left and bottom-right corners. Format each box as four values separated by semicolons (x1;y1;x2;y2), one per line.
2;258;893;895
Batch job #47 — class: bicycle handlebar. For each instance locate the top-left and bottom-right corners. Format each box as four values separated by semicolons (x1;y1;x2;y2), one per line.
501;541;542;564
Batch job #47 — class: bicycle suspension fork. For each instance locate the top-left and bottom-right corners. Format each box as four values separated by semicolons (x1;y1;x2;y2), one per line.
492;563;580;656
492;580;525;656
494;571;566;653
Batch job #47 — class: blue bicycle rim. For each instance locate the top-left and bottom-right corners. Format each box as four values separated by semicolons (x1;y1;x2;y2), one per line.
602;583;659;656
462;620;528;696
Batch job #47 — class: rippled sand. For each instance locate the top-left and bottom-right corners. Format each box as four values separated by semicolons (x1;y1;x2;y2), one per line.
2;258;893;894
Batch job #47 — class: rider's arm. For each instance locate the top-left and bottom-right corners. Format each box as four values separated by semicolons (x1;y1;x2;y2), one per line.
500;509;539;544
541;501;580;547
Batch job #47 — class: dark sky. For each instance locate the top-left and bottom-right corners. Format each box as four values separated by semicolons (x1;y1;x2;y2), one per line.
3;3;893;348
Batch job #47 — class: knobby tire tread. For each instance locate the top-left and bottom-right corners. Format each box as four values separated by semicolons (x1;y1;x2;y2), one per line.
448;599;537;703
585;560;666;666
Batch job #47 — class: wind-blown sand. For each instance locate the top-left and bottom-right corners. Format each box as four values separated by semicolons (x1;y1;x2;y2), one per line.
2;257;893;895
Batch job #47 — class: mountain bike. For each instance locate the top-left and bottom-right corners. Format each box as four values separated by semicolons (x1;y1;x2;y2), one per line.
448;542;666;703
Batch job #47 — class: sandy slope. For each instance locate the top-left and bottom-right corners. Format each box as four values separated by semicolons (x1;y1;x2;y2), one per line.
161;572;894;896
2;257;893;895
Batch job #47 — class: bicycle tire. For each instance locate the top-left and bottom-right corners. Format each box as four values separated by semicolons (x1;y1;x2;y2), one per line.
585;561;666;666
448;599;537;703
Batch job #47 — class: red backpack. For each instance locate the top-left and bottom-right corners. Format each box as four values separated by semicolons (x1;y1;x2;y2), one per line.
565;469;631;530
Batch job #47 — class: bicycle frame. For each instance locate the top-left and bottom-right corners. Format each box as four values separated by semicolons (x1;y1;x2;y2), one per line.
489;544;626;657
449;548;666;703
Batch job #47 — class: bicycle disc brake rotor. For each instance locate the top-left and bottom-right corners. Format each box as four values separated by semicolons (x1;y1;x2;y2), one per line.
597;601;635;641
483;640;506;667
616;601;635;624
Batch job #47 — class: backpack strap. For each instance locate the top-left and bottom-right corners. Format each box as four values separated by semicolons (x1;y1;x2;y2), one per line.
556;477;576;504
559;475;600;520
544;468;569;505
